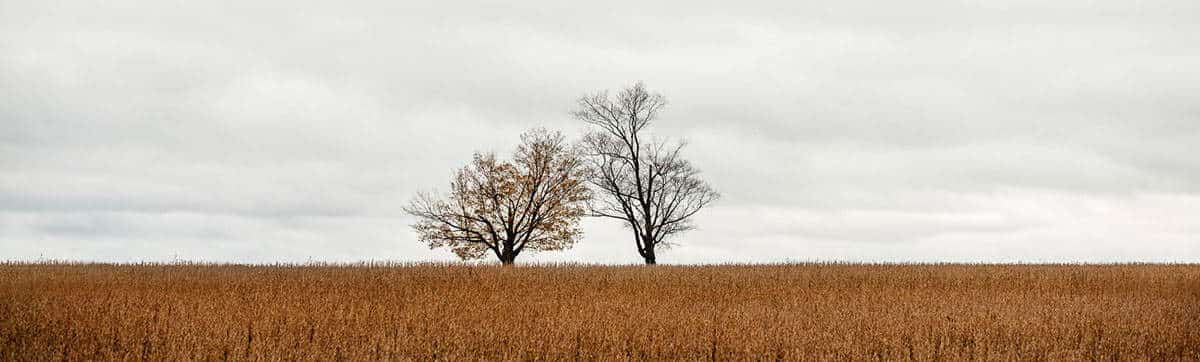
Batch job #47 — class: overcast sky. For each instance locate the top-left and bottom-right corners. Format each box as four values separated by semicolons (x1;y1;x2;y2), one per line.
2;0;1198;264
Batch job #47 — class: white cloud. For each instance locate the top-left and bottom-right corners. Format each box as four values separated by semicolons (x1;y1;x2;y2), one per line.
2;0;1198;263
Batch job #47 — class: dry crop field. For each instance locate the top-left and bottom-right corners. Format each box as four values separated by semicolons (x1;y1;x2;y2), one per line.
1;263;1197;360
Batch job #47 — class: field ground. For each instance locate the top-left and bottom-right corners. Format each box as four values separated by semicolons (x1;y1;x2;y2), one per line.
1;263;1198;360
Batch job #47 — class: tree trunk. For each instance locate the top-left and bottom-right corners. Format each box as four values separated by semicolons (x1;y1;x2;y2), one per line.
499;242;517;265
641;241;657;265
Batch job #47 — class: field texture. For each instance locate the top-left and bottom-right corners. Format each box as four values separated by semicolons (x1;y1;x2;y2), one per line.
1;263;1198;360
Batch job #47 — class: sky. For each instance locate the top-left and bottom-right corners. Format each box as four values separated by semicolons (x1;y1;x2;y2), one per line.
2;0;1198;264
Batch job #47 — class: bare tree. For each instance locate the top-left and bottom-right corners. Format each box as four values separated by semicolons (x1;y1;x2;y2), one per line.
573;82;719;264
404;129;591;265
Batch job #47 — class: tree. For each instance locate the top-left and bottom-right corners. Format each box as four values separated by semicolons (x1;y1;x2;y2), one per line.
573;82;719;264
404;129;590;265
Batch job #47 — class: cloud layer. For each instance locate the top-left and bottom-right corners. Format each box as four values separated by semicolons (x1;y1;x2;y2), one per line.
2;0;1198;263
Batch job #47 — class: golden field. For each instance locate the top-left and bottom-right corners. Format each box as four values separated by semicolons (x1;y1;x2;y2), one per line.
1;263;1197;360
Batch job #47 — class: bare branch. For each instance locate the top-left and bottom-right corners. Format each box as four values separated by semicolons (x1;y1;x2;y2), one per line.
573;83;718;264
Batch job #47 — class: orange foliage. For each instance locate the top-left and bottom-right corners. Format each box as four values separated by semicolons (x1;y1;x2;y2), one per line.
405;129;590;263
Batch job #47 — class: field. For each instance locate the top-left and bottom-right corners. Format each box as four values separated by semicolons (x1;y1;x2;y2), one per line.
1;263;1197;360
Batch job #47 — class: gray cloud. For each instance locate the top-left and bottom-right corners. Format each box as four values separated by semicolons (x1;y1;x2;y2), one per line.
1;0;1197;263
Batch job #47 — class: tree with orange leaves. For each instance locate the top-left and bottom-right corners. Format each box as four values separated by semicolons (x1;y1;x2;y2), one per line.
404;129;591;264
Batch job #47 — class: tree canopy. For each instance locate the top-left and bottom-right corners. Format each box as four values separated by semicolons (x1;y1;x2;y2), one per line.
405;129;590;264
